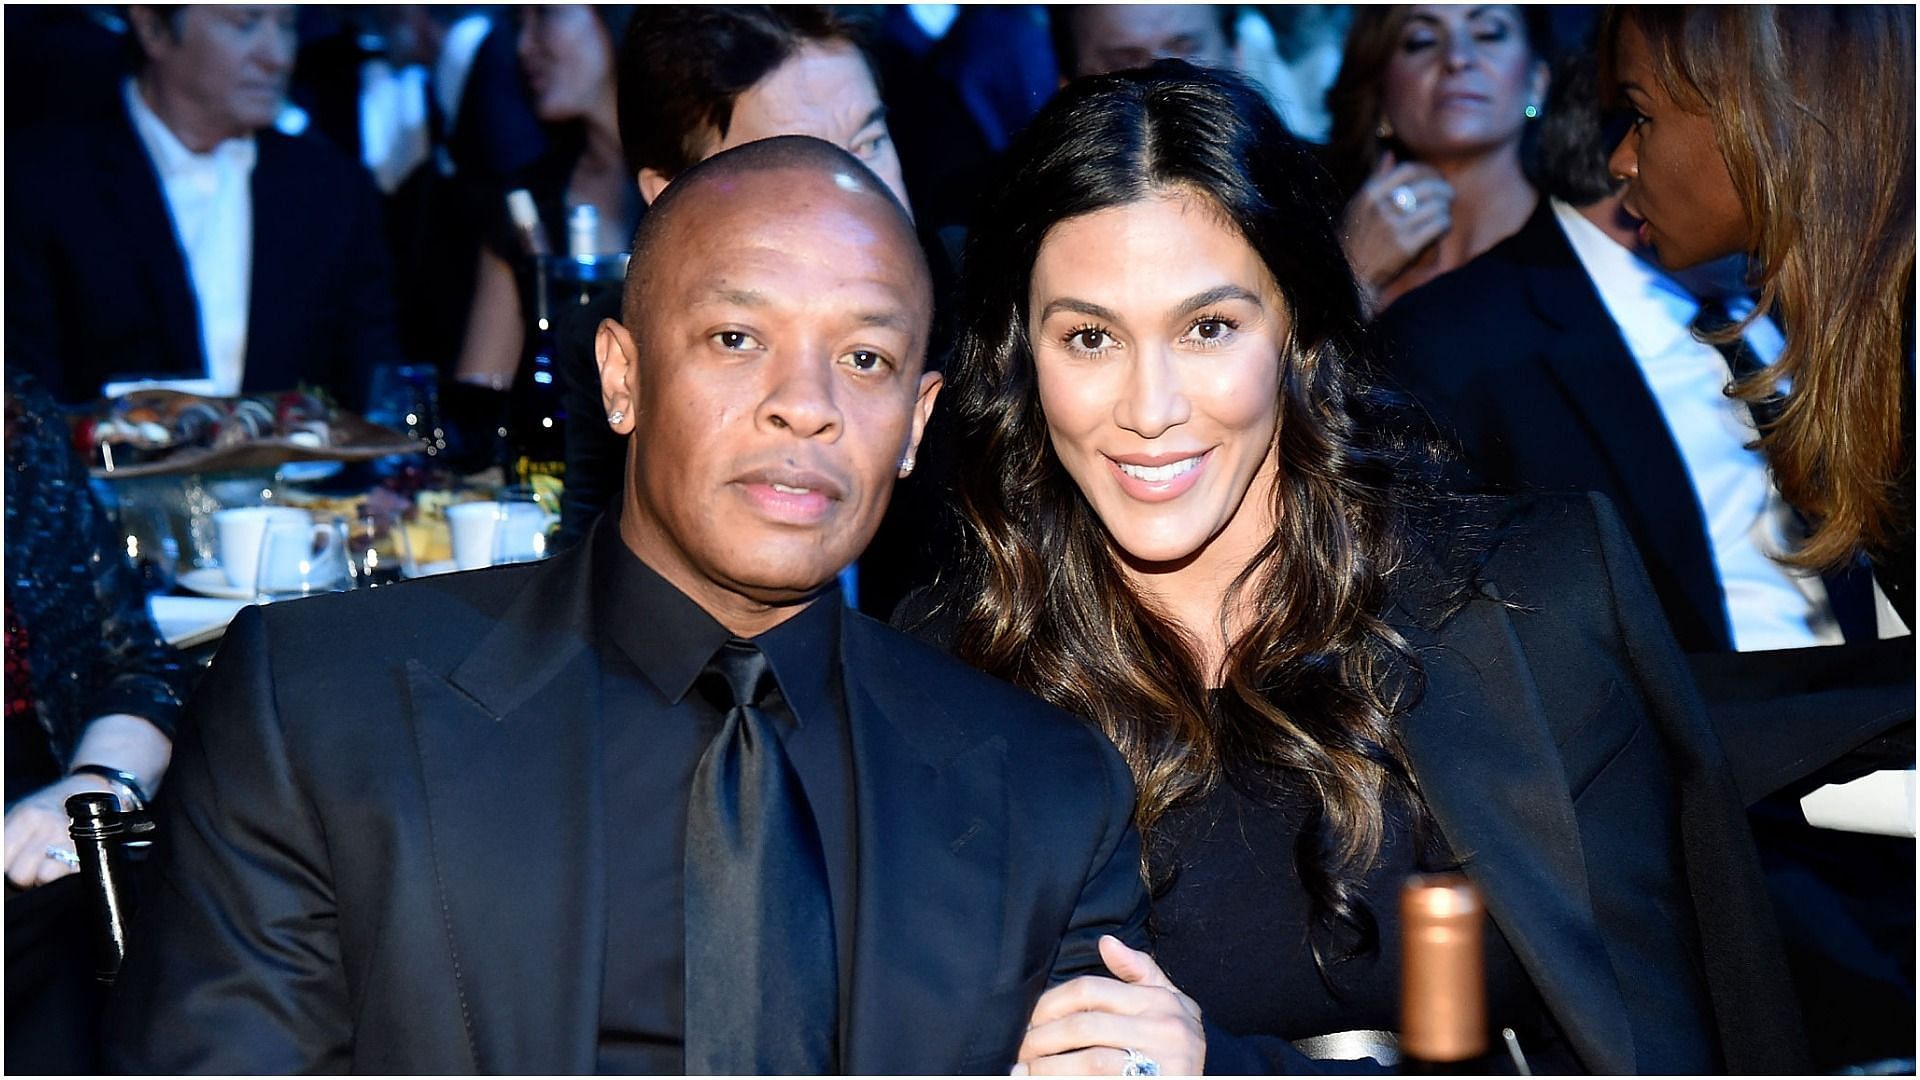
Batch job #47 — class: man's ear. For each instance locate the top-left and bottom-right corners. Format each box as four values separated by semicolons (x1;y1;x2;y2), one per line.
637;168;671;205
128;5;175;58
596;317;640;434
900;371;943;478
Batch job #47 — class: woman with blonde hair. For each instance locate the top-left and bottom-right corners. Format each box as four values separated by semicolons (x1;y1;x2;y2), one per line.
1602;5;1914;626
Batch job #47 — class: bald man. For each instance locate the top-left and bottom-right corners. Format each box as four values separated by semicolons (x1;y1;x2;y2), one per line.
103;138;1148;1075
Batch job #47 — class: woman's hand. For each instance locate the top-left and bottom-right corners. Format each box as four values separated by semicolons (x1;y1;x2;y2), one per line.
1014;935;1206;1076
3;774;119;889
1342;152;1454;300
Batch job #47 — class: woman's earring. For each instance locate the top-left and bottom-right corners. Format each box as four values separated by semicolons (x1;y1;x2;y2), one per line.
607;410;625;426
1524;102;1541;119
899;455;916;477
1375;117;1394;140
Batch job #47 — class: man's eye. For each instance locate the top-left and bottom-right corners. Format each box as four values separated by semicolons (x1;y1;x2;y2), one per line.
852;132;889;159
713;330;759;350
846;349;890;372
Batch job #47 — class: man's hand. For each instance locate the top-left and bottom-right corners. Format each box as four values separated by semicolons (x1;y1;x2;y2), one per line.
1014;936;1206;1075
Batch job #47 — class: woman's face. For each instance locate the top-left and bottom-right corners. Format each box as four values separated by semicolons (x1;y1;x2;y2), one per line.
1605;21;1750;270
518;5;612;123
1028;194;1287;568
1379;5;1544;163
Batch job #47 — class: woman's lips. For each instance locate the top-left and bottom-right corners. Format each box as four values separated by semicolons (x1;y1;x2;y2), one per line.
1105;449;1212;503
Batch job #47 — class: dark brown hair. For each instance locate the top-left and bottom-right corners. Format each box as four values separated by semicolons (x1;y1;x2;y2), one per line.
1601;6;1914;573
1323;5;1553;197
615;6;875;183
938;62;1445;960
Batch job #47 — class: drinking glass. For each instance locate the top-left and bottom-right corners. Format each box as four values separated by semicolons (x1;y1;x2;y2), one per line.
490;488;554;566
253;516;350;602
345;511;416;589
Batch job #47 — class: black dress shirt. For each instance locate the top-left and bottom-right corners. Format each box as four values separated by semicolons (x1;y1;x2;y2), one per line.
590;523;852;1074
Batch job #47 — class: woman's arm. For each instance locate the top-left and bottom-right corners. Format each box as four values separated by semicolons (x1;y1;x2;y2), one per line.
454;248;526;387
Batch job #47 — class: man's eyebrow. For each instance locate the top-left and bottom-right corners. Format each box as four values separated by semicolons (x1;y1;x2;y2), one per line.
858;105;889;131
1171;285;1261;316
698;287;768;308
1039;297;1123;324
856;310;913;331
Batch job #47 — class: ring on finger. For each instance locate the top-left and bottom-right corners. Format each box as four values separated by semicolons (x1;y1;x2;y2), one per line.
1390;184;1419;214
1121;1048;1161;1076
43;845;79;869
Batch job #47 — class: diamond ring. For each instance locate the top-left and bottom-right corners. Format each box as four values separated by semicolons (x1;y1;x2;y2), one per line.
1121;1048;1161;1076
1390;184;1419;214
43;845;79;869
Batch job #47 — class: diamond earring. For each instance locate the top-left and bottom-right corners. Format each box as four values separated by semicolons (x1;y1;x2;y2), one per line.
607;410;625;425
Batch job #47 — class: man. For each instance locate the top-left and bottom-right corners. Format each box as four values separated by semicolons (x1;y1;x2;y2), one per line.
555;6;954;620
1049;5;1237;81
5;4;403;407
104;137;1147;1074
1375;53;1913;1071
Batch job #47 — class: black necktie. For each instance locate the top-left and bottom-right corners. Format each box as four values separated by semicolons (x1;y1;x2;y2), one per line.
683;640;839;1074
1692;301;1878;641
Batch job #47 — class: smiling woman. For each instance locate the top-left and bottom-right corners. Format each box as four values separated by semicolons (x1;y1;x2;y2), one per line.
915;60;1806;1075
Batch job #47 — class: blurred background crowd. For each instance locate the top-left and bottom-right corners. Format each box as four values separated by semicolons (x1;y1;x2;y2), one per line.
2;4;1911;1075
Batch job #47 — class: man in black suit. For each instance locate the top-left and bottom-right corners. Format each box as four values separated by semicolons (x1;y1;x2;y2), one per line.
6;4;403;408
103;136;1147;1074
1374;54;1913;1071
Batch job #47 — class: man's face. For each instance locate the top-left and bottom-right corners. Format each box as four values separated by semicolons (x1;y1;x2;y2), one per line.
706;43;912;217
136;5;296;143
597;167;940;611
1069;5;1232;79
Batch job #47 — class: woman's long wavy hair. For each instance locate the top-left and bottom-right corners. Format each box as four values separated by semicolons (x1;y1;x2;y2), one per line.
1600;6;1914;574
940;62;1436;962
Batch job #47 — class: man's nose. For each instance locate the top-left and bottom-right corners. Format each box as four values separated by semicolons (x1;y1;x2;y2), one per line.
759;348;843;440
1114;347;1190;440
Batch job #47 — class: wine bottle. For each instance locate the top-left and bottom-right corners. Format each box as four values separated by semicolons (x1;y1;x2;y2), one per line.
1399;873;1489;1074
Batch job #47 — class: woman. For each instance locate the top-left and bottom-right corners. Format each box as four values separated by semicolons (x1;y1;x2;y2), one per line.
453;5;639;393
919;63;1802;1074
1601;6;1914;626
1324;5;1549;314
5;368;186;1071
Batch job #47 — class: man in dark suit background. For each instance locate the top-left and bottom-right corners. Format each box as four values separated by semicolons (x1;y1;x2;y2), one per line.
1374;52;1914;1071
5;4;403;409
104;137;1147;1074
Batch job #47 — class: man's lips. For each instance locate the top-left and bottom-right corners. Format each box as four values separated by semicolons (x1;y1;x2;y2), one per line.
731;465;848;524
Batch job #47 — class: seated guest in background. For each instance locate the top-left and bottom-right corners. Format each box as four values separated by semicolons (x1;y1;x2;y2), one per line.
1600;8;1916;1068
1048;5;1237;80
5;4;404;409
552;5;942;619
450;5;636;398
1323;5;1550;315
911;63;1802;1074
104;138;1147;1074
293;4;549;373
5;368;186;1074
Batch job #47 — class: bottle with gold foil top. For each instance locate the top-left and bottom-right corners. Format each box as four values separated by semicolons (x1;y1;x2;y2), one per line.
1399;873;1488;1073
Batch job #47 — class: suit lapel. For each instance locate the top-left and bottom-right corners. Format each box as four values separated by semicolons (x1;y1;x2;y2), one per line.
98;104;204;378
245;135;303;394
1398;595;1637;1075
839;622;1011;1074
1514;209;1732;650
405;543;606;1074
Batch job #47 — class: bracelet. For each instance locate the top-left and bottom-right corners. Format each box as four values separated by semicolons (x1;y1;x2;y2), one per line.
68;765;148;811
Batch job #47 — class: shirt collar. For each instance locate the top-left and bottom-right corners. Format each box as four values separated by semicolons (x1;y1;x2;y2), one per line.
1550;197;1698;360
123;76;258;178
593;520;843;726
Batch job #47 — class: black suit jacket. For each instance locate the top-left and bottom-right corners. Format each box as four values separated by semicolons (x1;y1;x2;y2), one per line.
1183;495;1806;1074
6;98;404;409
102;524;1148;1073
1373;202;1914;800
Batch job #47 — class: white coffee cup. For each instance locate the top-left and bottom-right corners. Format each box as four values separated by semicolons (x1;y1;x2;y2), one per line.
447;501;554;571
213;507;313;590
